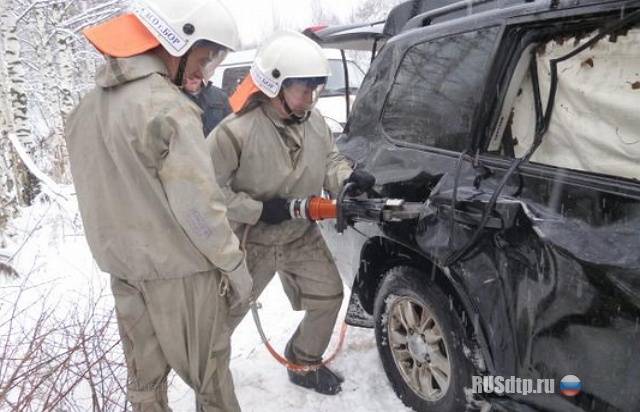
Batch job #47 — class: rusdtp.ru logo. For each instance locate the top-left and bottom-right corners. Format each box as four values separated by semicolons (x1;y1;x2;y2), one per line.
472;376;555;396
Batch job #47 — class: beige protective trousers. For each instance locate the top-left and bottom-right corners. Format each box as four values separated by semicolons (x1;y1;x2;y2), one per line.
111;271;240;412
229;226;344;362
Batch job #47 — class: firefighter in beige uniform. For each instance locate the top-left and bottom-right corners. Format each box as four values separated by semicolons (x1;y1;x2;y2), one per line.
207;30;375;395
64;1;252;411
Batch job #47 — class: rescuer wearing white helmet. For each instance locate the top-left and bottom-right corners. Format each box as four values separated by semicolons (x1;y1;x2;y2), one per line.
207;30;376;395
65;0;251;410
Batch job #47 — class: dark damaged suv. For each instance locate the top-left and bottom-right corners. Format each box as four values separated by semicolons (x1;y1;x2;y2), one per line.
309;0;640;411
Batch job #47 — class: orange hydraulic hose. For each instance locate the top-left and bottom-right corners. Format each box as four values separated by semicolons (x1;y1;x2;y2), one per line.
241;224;348;372
251;300;348;372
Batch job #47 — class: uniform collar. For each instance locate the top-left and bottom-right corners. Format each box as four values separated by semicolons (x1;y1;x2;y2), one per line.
96;53;169;88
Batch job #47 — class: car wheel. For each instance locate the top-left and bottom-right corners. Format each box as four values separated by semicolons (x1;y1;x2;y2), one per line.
374;266;475;412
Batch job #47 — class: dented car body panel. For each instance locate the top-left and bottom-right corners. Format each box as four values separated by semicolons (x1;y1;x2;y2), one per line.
318;0;640;410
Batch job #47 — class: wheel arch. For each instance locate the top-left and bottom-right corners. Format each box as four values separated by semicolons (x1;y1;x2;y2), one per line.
354;236;489;372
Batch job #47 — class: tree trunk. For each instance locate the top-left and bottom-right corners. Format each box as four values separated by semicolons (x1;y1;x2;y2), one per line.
0;0;37;218
1;0;31;145
49;1;75;182
0;93;17;230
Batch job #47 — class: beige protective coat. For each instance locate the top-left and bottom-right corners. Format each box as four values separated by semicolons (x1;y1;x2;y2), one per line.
65;53;247;411
207;101;352;362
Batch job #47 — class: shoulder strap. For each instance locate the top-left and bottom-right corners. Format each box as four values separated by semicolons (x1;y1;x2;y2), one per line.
219;124;241;158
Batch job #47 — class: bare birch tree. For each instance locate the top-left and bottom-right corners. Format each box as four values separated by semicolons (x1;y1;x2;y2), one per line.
1;0;38;220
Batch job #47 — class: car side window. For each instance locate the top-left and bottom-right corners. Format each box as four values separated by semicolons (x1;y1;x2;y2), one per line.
324;60;366;95
382;27;500;151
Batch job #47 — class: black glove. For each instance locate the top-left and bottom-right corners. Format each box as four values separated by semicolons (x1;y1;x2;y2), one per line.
345;169;376;195
259;197;291;225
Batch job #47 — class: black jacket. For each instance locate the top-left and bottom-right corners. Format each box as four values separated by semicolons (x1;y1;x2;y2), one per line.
189;83;232;136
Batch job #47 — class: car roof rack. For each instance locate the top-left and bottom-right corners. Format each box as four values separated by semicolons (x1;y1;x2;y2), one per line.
383;0;456;36
384;0;536;35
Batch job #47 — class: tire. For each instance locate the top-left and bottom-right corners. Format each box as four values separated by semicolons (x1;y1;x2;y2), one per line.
374;266;475;412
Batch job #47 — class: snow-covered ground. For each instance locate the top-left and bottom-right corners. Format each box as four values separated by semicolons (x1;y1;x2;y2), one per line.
0;186;411;411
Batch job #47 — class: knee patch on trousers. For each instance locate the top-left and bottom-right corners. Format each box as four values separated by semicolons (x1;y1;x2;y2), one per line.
127;388;168;405
296;291;344;311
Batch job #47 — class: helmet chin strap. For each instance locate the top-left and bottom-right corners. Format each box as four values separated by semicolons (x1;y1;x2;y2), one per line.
279;94;310;124
174;48;192;88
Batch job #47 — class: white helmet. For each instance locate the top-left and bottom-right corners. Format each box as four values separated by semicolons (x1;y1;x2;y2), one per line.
250;30;331;98
132;0;240;57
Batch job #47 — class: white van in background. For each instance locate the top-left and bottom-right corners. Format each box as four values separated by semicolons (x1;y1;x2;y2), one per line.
210;48;366;132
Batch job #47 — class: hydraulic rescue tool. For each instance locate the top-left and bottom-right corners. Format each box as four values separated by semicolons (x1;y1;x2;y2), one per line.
250;183;424;371
285;183;424;232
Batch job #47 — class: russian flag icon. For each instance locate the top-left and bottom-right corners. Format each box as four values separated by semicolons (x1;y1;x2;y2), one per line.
560;375;582;397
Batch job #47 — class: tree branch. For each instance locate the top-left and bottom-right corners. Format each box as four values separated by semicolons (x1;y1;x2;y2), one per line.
6;132;67;201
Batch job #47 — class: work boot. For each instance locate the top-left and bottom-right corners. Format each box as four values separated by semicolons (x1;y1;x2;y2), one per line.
284;341;343;395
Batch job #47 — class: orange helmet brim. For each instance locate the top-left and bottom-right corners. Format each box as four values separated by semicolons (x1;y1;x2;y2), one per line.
83;14;160;58
229;74;261;113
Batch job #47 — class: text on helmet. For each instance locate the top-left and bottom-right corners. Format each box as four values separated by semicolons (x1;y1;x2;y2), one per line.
251;66;278;95
136;6;187;53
